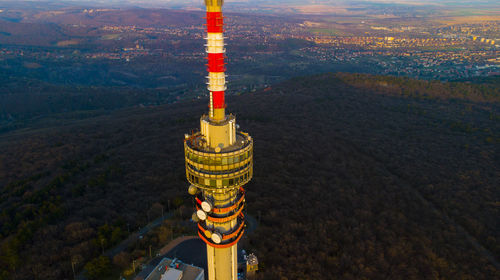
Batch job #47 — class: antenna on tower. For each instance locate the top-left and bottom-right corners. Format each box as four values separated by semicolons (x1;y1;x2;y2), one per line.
183;0;254;279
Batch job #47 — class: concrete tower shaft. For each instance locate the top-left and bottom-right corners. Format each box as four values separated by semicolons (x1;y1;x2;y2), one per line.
184;1;253;280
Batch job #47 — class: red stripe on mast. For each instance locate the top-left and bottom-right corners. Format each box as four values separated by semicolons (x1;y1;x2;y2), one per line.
206;11;226;113
212;91;225;109
207;53;225;72
206;12;223;33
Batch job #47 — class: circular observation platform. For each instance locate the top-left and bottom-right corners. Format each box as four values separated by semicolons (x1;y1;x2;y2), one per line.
184;132;253;191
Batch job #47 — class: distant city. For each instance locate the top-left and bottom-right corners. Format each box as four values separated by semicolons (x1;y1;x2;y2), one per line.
1;10;498;86
0;1;498;104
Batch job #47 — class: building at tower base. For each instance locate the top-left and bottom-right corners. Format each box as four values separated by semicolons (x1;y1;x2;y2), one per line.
138;258;204;280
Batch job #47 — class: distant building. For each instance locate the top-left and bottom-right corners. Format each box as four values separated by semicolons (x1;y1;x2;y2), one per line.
136;258;204;280
245;254;258;278
384;37;394;43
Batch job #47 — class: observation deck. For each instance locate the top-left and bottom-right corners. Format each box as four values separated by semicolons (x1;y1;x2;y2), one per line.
184;127;253;191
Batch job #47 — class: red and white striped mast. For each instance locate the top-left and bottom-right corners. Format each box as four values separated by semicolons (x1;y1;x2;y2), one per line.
205;0;226;121
184;1;254;279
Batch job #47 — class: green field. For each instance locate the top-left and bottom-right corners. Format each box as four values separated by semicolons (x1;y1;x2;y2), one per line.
309;27;340;36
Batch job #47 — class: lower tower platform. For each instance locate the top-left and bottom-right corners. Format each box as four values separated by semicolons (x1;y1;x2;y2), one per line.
184;115;253;280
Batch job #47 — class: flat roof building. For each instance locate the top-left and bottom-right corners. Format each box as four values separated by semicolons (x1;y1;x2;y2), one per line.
136;258;204;280
161;268;182;280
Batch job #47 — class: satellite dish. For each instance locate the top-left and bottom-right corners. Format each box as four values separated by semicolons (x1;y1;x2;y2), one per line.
201;201;212;212
215;143;224;153
192;212;200;223
211;232;222;244
188;185;198;195
196;210;207;221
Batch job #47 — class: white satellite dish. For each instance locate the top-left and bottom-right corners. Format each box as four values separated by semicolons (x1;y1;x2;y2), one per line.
196;209;207;221
211;232;222;244
188;185;198;195
192;212;200;223
201;201;213;212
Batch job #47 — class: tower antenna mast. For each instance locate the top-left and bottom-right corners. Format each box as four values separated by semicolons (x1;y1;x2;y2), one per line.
184;1;254;279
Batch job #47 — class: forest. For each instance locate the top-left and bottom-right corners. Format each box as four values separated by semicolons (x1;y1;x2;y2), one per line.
0;73;499;279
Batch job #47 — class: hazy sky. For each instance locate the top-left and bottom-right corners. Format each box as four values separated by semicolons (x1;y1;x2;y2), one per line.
28;0;499;4
12;0;499;9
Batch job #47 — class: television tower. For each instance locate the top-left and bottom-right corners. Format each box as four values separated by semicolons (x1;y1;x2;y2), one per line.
184;0;253;279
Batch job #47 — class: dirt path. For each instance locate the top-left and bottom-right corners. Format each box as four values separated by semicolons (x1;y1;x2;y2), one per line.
76;213;173;280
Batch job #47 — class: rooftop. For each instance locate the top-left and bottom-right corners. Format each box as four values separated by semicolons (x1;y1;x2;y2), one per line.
136;257;204;280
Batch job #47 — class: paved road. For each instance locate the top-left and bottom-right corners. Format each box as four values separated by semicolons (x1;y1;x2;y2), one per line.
137;214;259;280
245;214;258;235
77;213;259;280
164;238;208;270
159;236;199;255
106;213;174;259
77;213;173;280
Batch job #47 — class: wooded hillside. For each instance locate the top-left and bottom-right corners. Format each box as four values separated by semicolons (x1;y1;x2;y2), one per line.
0;73;498;279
